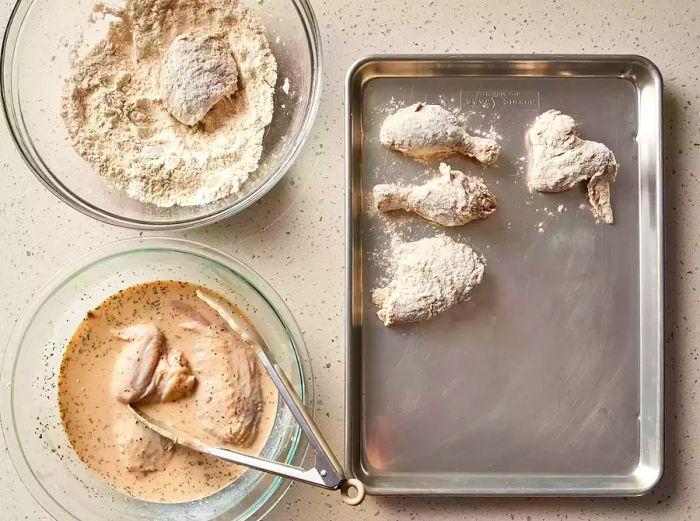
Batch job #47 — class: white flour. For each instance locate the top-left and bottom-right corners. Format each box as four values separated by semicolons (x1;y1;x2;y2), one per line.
62;0;277;207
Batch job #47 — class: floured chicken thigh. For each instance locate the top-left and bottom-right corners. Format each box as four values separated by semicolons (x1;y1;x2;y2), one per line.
374;162;496;226
174;297;263;447
160;34;239;125
111;324;196;404
528;109;618;223
373;235;485;326
380;103;501;165
114;412;174;473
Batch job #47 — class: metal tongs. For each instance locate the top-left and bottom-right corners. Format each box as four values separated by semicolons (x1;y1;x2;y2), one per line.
129;290;365;506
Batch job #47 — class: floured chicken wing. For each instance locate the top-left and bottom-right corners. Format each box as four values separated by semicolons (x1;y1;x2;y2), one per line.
112;324;196;404
175;298;263;447
380;103;501;165
374;162;496;226
114;412;174;473
373;235;485;326
528;109;618;223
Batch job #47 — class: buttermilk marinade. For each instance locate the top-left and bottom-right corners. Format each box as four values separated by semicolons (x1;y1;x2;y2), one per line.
58;281;277;502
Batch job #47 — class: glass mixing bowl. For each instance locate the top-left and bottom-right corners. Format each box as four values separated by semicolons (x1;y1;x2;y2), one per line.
0;0;321;229
0;237;314;520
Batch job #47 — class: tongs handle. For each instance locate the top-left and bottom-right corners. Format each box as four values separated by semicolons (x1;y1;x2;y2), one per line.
131;404;364;505
257;351;365;505
192;437;330;487
192;290;366;505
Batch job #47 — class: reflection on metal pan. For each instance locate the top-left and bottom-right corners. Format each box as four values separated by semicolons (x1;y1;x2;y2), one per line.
345;55;663;496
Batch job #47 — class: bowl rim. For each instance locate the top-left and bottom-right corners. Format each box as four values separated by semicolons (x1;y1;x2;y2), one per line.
0;236;314;520
0;0;323;230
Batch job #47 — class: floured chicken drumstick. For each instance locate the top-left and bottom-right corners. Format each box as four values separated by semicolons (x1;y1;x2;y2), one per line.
160;34;239;125
528;109;618;223
114;412;174;473
374;162;496;226
111;324;196;404
174;297;263;447
380;103;501;165
373;235;485;326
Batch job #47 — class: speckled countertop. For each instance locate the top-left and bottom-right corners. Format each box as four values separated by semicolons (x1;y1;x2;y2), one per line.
1;0;698;520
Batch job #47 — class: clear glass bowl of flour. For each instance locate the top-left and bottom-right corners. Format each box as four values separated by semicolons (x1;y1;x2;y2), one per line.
0;0;322;229
0;237;314;520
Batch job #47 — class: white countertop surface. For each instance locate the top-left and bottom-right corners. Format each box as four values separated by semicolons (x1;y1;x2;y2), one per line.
1;0;698;519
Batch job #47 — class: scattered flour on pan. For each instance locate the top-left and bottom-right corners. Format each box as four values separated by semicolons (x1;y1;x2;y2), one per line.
468;120;503;142
62;0;277;207
375;96;408;115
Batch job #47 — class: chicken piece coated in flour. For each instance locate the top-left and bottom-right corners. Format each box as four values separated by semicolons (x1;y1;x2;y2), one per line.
174;297;263;447
111;324;196;405
527;109;618;224
160;33;239;125
380;103;501;165
373;162;497;226
373;235;486;326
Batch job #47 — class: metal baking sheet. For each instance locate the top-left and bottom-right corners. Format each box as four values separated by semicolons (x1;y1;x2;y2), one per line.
345;55;663;496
